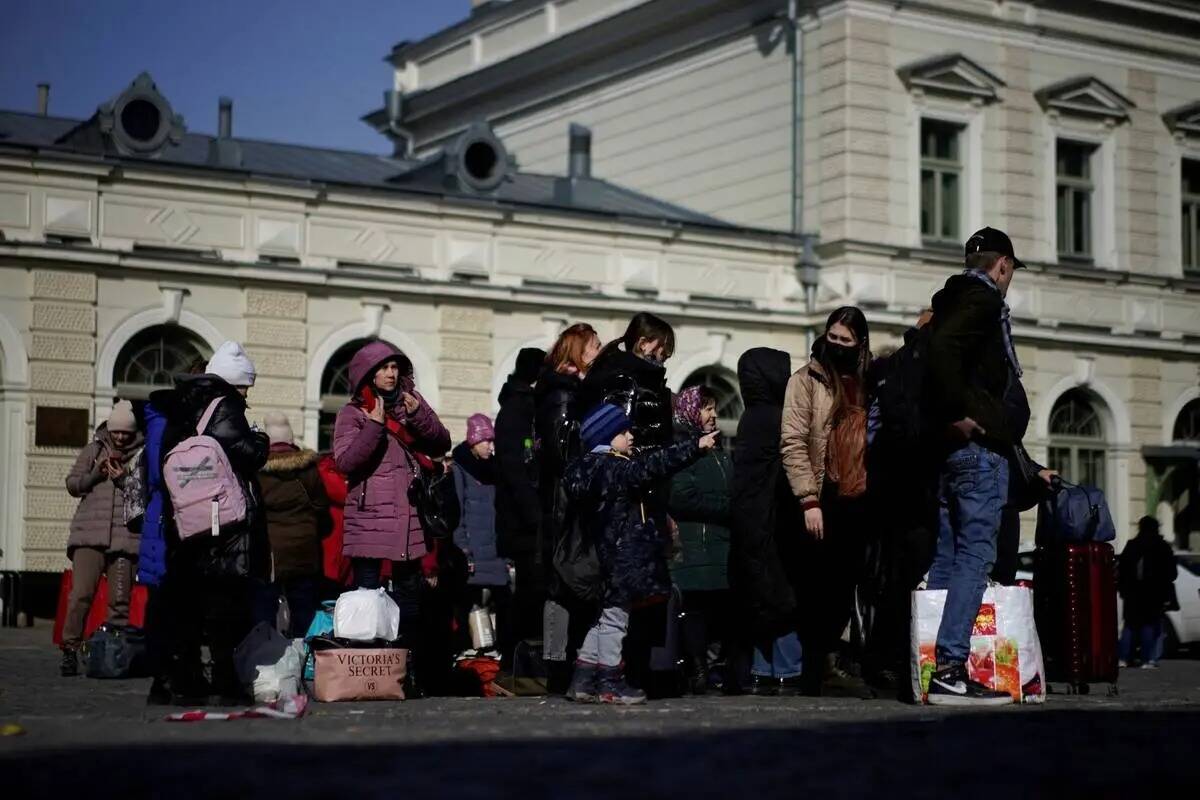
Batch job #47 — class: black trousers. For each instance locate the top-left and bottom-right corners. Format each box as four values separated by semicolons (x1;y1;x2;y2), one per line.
148;544;252;692
800;492;869;677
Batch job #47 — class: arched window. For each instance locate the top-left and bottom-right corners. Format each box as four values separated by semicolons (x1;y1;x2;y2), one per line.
114;325;210;401
681;366;743;436
1173;399;1200;444
1048;388;1106;491
317;338;406;451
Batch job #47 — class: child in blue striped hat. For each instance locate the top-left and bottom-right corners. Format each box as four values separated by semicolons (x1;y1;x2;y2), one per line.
563;403;718;704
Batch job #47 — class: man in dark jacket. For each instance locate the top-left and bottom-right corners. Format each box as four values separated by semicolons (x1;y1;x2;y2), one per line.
494;347;546;643
1118;516;1178;668
923;228;1053;706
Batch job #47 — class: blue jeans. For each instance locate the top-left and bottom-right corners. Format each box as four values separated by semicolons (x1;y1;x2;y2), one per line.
1119;616;1163;664
927;442;1009;667
752;631;803;679
578;606;630;668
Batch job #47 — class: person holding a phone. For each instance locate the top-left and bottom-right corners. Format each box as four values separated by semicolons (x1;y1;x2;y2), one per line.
334;339;451;695
62;400;144;676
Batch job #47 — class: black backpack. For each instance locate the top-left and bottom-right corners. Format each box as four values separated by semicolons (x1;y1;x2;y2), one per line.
873;326;931;458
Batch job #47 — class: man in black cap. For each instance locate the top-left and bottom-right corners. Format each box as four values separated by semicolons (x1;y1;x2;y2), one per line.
494;347;547;652
922;227;1055;705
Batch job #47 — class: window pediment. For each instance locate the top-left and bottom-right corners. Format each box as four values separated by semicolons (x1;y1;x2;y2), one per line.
1164;101;1200;138
897;53;1005;104
1035;76;1135;123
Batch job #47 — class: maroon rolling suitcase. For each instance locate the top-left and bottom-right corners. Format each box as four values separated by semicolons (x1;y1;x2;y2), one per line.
1033;542;1119;695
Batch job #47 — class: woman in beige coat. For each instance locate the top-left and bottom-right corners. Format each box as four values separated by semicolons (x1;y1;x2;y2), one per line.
780;306;873;698
61;401;144;676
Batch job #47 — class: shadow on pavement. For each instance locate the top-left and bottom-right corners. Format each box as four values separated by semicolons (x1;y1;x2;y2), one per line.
5;707;1199;798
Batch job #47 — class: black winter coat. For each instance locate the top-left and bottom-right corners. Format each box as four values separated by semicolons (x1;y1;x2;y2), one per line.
494;375;541;561
564;440;701;607
729;348;798;637
1118;531;1178;622
578;348;672;450
173;373;271;579
535;368;582;558
927;274;1020;452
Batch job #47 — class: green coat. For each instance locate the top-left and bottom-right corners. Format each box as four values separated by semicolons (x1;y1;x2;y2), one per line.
667;424;733;592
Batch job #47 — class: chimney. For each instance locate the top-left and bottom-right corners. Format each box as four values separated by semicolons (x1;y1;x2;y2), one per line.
568;123;591;179
37;83;50;116
218;97;233;139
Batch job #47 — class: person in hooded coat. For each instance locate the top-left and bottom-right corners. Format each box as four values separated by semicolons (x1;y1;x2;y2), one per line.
729;347;802;695
1118;516;1179;668
60;400;145;677
257;412;330;638
334;339;451;693
494;347;546;645
170;341;271;702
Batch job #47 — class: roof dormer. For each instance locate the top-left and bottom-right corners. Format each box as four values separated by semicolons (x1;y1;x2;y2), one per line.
56;72;185;158
1035;76;1135;124
897;53;1006;104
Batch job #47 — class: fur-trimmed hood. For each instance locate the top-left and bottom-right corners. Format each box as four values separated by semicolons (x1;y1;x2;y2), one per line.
261;447;321;475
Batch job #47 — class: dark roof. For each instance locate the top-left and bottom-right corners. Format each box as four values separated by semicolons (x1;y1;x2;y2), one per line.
0;108;736;231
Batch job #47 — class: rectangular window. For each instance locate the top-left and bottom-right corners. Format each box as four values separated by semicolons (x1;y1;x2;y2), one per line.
1184;159;1200;274
920;119;963;243
1056;140;1096;260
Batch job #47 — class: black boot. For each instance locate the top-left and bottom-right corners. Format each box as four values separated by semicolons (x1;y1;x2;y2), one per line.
60;646;79;678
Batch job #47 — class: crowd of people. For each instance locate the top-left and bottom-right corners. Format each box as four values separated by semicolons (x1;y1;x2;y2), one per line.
58;226;1177;707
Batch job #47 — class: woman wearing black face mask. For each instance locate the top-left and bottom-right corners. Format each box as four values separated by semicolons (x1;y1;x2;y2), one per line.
780;306;874;698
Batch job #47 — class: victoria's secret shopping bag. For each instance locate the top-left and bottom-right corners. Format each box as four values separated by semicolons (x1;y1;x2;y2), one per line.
310;637;407;702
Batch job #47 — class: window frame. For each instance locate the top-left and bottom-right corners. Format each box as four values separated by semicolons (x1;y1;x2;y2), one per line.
919;118;965;245
1048;389;1108;493
1056;139;1097;262
1183;159;1200;275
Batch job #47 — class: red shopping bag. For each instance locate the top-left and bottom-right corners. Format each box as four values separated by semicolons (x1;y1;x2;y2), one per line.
52;570;149;645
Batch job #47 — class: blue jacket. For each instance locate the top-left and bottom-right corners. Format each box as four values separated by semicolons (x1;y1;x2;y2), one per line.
137;399;170;586
451;442;507;587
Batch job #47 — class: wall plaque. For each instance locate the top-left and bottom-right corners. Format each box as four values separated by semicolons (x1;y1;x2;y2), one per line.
35;406;90;448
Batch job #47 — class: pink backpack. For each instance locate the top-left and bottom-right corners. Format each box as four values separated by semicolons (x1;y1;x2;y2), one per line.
164;397;248;539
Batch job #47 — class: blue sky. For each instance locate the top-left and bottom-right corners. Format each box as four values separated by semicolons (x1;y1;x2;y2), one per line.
0;1;466;153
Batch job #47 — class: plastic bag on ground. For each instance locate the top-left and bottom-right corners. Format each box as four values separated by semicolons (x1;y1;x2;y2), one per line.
234;621;304;702
910;585;1046;704
333;587;400;642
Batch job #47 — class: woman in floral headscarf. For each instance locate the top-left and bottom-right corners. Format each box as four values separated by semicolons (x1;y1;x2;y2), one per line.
666;385;733;694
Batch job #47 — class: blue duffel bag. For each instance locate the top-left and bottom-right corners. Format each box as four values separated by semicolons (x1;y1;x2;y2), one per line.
1036;480;1116;543
303;600;336;680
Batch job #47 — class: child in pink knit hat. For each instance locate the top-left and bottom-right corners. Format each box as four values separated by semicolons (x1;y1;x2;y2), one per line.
465;413;495;454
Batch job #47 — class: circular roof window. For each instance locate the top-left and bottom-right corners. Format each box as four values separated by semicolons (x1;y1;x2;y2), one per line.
120;98;162;143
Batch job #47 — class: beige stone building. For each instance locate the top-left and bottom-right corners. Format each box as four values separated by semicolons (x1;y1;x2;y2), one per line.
1;0;1198;592
367;0;1200;551
0;74;806;578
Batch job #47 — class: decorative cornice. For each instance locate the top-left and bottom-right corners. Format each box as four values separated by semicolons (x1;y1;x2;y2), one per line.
896;52;1006;104
1163;100;1200;137
1035;75;1136;123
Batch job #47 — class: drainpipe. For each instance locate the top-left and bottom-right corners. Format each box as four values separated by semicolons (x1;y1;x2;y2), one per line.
788;0;802;235
384;89;414;158
37;83;50;116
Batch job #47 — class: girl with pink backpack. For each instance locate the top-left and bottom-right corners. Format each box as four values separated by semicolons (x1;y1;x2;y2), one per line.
162;341;270;705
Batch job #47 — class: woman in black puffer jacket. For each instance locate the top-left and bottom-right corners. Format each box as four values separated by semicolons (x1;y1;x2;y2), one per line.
535;323;602;689
578;313;675;452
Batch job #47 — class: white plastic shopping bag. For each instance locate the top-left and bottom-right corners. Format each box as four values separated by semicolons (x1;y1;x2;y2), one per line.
333;587;400;642
234;622;304;702
910;585;1046;704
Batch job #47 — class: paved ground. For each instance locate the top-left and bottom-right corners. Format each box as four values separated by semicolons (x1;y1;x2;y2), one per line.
2;625;1198;798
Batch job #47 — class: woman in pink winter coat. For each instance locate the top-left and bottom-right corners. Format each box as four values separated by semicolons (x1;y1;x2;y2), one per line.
333;340;450;688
